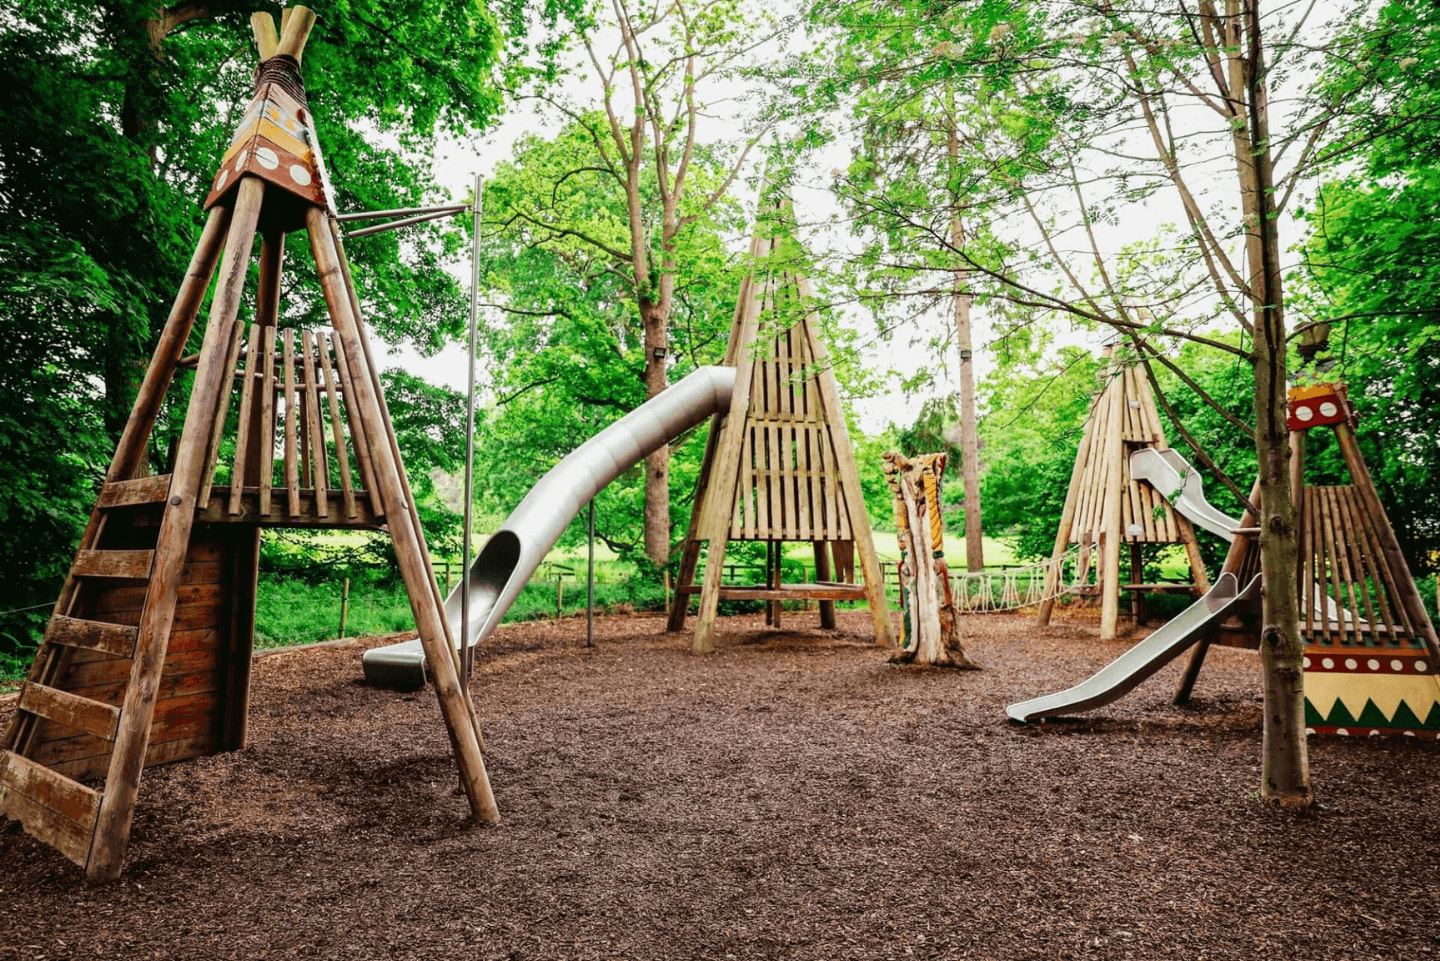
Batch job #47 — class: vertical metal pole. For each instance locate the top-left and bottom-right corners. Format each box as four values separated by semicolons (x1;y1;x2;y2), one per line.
587;499;596;648
461;174;482;686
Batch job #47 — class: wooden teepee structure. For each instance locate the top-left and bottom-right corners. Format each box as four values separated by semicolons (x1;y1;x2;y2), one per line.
0;8;496;882
667;206;896;654
1174;382;1440;736
1036;346;1211;640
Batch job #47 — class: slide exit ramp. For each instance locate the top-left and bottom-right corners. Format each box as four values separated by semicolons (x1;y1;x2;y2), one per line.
363;366;737;689
1007;572;1263;722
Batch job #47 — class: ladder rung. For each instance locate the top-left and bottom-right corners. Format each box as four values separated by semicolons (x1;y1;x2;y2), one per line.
96;475;173;509
0;750;100;868
44;615;138;659
72;549;154;580
19;683;121;742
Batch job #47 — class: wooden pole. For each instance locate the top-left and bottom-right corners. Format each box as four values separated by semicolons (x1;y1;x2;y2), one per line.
306;206;497;823
88;177;267;882
1098;365;1126;641
339;577;350;639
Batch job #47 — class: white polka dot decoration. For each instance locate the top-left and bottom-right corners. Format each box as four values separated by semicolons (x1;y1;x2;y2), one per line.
1319;401;1338;417
255;147;279;170
215;168;229;191
234;148;249;171
289;165;312;186
1344;658;1358;670
1303;656;1312;669
1391;659;1405;672
1322;657;1335;669
1295;405;1314;422
1418;660;1429;673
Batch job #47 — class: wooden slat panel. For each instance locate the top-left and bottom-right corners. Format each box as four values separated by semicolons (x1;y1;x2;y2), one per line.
1323;486;1363;646
31;692;221;768
1333;486;1384;639
68;626;220;666
283;328;302;515
259;325;278;515
44;616;137;659
68;668;224;713
72;550;154;580
48;732;218;783
20;684;120;741
198;320;247;508
301;330;330;518
317;332;357;519
330;333;383;518
1;750;100;828
97;475;172;510
88;582;224;619
228;324;265;515
64;648;221;691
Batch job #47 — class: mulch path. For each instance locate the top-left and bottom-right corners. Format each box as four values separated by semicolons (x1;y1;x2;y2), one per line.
2;609;1438;960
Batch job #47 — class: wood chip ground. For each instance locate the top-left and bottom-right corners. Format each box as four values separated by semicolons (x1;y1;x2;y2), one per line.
2;610;1437;960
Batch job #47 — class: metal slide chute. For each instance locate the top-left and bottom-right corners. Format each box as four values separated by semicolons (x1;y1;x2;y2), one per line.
362;366;737;689
1007;572;1263;722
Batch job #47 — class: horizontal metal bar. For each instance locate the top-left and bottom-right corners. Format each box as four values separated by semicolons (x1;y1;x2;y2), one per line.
335;203;469;223
345;207;468;238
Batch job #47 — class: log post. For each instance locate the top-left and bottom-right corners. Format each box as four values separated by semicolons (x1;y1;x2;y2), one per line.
306;206;498;823
883;452;976;668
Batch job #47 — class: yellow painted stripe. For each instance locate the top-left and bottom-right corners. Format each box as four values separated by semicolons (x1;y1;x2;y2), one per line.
258;116;311;160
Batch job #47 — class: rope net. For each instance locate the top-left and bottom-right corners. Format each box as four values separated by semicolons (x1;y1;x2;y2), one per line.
952;545;1091;614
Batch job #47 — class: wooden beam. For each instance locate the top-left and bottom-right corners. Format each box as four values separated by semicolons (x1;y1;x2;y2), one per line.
72;551;154;581
306;206;498;823
198;488;380;529
43;616;138;660
97;476;172;510
19;684;121;742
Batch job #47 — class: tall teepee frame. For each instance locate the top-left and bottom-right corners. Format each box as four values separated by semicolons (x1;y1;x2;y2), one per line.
667;205;896;653
1036;347;1211;640
0;8;497;882
1173;382;1440;735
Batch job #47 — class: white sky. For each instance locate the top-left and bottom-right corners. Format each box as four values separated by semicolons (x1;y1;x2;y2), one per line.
372;0;1355;435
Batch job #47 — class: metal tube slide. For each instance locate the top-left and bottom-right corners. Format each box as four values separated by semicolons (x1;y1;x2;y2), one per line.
363;366;737;689
1129;447;1242;542
1006;572;1263;722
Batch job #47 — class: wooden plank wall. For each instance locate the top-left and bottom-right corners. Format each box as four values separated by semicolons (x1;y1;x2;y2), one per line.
27;529;239;782
210;324;369;522
1072;364;1183;547
729;279;851;543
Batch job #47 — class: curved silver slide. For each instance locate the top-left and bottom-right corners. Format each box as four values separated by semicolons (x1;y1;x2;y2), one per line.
1007;572;1263;722
362;366;737;689
1129;447;1240;542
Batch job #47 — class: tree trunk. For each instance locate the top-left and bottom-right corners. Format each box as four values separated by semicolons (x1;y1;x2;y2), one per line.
945;100;984;573
1239;0;1310;807
641;297;670;566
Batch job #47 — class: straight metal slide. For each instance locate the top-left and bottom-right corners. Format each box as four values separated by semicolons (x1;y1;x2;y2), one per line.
362;366;737;689
1006;572;1263;722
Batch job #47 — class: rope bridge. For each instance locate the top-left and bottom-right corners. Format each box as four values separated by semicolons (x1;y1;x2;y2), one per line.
952;546;1090;614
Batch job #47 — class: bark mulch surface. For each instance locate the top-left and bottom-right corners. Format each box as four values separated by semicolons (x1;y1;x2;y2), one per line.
2;610;1438;960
